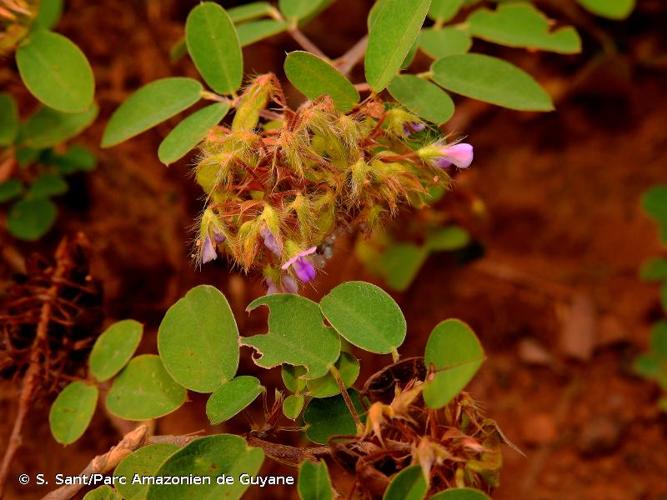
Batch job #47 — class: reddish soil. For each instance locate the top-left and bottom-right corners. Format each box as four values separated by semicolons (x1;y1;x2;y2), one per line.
1;0;667;499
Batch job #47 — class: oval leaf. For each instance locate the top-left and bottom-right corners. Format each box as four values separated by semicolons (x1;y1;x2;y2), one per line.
365;0;431;92
430;488;491;500
423;319;484;409
428;0;465;22
186;3;243;95
114;444;179;500
283;394;305;420
27;174;67;198
83;486;122;500
388;75;454;124
304;390;365;444
243;294;341;379
320;281;406;354
102;77;202;148
228;2;273;23
16;30;94;113
237;19;288;47
7;198;57;241
0;180;23;203
158;102;229;165
18;104;98;150
298;459;333;500
284;51;359;113
206;376;263;424
89;319;143;382
49;381;98;445
34;0;64;30
383;465;427;500
158;285;239;393
147;435;264;500
279;0;329;20
0;93;18;146
425;226;470;251
105;355;186;420
419;28;472;59
432;53;553;111
577;0;635;19
307;352;360;398
468;4;581;54
282;365;307;393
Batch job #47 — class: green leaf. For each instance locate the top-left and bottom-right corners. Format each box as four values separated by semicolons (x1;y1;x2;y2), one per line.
158;285;240;393
0;92;18;146
383;465;427;500
105;355;186;420
186;3;243;95
284;51;360;113
650;321;667;358
0;180;23;203
282;365;308;393
146;435;264;500
642;186;667;233
633;353;661;379
425;226;470;251
243;294;341;379
298;460;333;500
377;243;429;292
279;0;329;20
432;53;553;111
16;30;94;113
228;2;273;23
283;394;305;420
83;486;122;500
158;102;229;165
27;174;67;198
419;28;472;59
102;77;202;148
49;381;98;444
388;75;454;124
236;20;288;46
468;3;581;54
576;0;635;19
304;390;364;444
365;0;431;92
640;257;667;282
307;352;360;398
19;104;98;150
89;319;143;382
52;145;97;174
661;282;667;314
423;319;484;409
430;488;491;500
34;0;63;30
114;444;180;500
320;281;406;354
428;0;465;22
206;376;263;424
7;198;57;241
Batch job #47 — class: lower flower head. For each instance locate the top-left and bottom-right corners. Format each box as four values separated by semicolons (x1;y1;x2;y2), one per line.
418;142;474;170
201;235;217;263
281;246;317;283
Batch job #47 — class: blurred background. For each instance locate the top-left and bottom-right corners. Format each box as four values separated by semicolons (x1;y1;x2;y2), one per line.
1;0;666;498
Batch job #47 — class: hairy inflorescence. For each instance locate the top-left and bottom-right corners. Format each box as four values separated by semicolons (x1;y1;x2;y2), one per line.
194;74;473;292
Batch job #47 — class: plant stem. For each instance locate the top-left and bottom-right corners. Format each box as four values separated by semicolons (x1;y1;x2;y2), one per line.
288;27;328;59
330;365;363;433
336;35;368;76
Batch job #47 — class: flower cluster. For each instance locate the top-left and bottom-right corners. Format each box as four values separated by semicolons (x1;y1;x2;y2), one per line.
194;74;473;292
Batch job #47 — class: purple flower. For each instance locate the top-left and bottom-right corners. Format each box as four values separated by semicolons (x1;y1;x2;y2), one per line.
281;247;317;283
260;225;281;256
404;122;425;136
282;276;298;293
435;143;474;169
265;278;279;295
213;230;226;244
201;235;217;263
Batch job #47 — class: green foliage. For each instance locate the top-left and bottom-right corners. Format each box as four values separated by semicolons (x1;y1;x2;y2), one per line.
468;3;581;54
206;376;264;424
320;281;406;354
186;3;243;95
426;226;471;251
243;294;341;379
576;0;635;19
640;258;667;282
641;185;667;243
34;0;64;30
432;54;554;111
0;179;23;203
83;486;122;500
236;19;288;46
419;28;472;59
158;102;230;165
383;465;427;500
283;394;305;419
280;0;330;21
146;435;264;500
27;173;67;198
423;319;485;409
365;0;431;92
114;444;179;500
51;145;97;174
303;390;364;444
16;30;94;113
298;460;333;500
388;75;454;125
228;2;273;23
89;320;143;382
430;488;491;500
7;198;57;241
284;51;360;112
0;93;18;145
19;104;99;149
428;0;465;22
105;355;186;420
307;352;360;398
49;381;98;444
102;78;202;147
158;285;240;393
